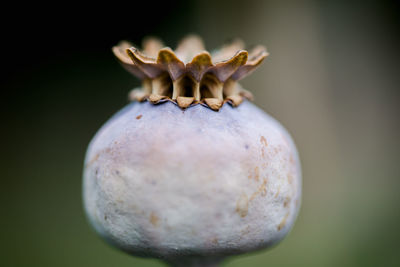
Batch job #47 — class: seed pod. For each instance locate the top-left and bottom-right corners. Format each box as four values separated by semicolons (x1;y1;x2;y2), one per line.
83;35;302;267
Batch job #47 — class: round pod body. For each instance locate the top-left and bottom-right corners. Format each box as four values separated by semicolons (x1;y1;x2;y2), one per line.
83;100;301;261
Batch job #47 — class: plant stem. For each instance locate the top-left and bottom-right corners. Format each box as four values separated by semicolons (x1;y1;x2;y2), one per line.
164;256;224;267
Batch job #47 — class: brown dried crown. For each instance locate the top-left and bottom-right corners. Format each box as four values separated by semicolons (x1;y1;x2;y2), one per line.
112;35;268;111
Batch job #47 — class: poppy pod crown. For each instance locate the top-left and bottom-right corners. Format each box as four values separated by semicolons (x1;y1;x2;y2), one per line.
112;35;269;110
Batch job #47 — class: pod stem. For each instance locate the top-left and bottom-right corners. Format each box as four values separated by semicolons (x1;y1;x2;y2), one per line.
164;256;224;267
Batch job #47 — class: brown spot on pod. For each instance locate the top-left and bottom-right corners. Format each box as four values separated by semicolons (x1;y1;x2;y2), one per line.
150;212;159;227
283;196;291;208
260;179;268;196
277;212;290;231
86;153;100;167
254;166;260;181
260;136;268;147
290;154;296;165
249;179;268;201
236;193;249;218
287;173;293;184
136;114;142;119
261;162;268;169
260;136;268;158
247;166;260;181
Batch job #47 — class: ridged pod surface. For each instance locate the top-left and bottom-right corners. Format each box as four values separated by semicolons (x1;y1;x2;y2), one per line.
83;36;301;266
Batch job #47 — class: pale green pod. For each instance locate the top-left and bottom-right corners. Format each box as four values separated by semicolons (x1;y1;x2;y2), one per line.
83;35;301;266
83;100;301;265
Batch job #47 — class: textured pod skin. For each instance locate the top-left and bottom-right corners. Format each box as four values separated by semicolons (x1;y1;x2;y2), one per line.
83;100;301;260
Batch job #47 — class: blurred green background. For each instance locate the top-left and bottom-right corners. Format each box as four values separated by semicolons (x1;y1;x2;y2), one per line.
2;0;400;266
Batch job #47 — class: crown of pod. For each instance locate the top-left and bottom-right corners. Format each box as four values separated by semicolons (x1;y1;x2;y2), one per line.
113;35;268;110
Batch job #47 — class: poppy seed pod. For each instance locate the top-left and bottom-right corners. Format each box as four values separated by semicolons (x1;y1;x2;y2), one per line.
83;35;302;266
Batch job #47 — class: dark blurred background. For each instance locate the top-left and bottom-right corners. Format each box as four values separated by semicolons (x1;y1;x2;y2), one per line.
2;0;400;266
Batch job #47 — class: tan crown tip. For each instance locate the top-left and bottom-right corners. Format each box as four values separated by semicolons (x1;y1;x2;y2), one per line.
129;89;148;102
204;98;223;111
142;37;164;58
239;88;254;101
157;48;181;64
177;96;195;108
149;94;166;103
226;95;244;107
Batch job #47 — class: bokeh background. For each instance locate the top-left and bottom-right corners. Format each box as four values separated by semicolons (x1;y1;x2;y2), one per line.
2;0;400;266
